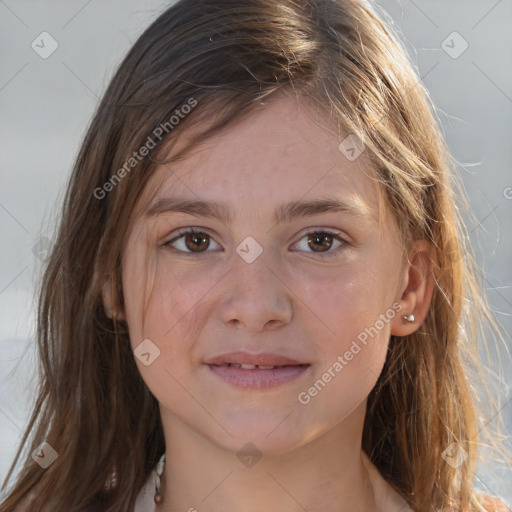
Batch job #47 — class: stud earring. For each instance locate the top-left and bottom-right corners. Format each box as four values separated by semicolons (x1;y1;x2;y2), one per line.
404;314;415;322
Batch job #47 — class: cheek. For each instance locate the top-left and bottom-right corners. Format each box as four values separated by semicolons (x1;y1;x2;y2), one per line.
292;261;397;345
291;264;395;408
122;259;217;409
123;255;220;373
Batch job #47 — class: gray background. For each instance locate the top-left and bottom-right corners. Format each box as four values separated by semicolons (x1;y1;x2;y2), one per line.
1;0;511;504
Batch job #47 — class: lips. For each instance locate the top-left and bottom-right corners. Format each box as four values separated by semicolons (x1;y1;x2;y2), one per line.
204;352;306;367
204;352;310;389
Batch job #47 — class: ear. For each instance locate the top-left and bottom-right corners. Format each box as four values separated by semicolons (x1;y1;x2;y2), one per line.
101;277;125;322
390;239;435;336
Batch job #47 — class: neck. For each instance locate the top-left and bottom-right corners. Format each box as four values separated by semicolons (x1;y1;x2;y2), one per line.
157;407;379;512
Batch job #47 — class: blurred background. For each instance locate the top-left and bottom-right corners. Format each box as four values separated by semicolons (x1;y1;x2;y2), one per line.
1;0;511;504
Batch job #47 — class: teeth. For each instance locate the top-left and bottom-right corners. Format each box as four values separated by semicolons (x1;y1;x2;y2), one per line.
237;364;277;370
216;363;283;369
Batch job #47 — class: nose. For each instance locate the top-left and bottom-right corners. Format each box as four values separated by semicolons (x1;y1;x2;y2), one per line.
217;249;293;332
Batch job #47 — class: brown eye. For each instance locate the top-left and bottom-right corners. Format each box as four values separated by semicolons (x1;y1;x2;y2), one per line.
292;230;346;257
307;232;334;252
164;229;221;253
184;232;210;252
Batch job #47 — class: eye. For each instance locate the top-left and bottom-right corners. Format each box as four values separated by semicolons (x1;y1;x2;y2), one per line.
292;230;347;256
163;228;347;256
163;228;221;253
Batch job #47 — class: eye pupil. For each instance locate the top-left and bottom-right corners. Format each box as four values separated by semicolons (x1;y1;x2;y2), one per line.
308;232;333;252
186;232;209;252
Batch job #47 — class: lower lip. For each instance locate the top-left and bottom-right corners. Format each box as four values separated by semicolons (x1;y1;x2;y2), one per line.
207;364;310;390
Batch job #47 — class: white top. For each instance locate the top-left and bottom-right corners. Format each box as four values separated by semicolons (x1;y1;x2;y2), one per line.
133;464;159;512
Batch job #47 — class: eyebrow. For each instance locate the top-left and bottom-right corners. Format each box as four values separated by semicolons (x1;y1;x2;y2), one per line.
145;196;371;225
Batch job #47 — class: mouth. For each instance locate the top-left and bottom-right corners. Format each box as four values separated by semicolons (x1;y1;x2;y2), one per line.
204;353;310;389
209;362;308;370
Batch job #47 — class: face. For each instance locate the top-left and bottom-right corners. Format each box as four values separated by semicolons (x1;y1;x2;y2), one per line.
119;93;408;455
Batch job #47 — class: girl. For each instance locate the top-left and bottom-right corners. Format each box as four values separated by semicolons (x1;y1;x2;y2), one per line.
0;0;509;511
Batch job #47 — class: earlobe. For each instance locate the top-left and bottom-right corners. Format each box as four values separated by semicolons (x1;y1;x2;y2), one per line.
101;277;125;321
391;239;435;337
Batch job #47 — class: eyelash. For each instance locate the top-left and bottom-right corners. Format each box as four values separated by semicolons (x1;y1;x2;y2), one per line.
162;228;349;258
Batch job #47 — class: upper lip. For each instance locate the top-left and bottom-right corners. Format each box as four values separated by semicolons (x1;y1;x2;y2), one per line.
204;352;308;366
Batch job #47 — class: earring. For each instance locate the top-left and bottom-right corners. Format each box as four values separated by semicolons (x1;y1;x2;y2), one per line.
404;314;415;322
154;453;166;504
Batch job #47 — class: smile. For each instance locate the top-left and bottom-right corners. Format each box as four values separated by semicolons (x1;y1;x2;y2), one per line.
206;363;310;389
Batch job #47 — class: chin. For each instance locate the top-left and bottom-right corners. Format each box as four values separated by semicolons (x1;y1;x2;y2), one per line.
200;409;327;457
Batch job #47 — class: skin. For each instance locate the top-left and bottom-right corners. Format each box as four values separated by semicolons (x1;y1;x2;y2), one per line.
105;92;433;512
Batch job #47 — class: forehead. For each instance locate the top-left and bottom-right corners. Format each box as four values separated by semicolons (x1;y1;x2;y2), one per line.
133;93;384;225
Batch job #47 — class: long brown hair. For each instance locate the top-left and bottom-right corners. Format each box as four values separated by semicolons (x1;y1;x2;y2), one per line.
0;0;508;511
